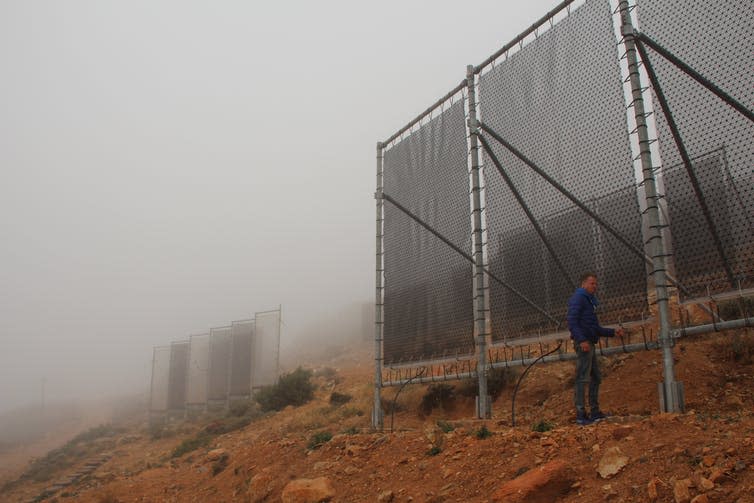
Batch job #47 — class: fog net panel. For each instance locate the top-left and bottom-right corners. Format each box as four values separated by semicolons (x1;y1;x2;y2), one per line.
167;341;189;410
636;0;754;299
186;333;210;406
252;310;280;389
382;100;474;364
207;327;232;402
230;320;253;398
478;0;646;343
150;346;171;412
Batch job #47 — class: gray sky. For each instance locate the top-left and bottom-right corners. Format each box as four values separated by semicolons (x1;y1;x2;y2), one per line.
1;0;559;413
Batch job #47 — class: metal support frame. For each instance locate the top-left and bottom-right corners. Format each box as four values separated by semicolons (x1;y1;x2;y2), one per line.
476;134;576;289
634;37;735;288
618;0;681;412
381;191;558;324
373;142;385;430
466;65;491;419
634;32;754;124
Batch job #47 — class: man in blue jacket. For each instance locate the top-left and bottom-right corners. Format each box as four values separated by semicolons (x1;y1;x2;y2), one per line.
567;272;624;425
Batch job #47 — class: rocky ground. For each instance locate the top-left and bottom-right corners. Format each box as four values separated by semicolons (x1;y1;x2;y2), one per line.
2;329;754;503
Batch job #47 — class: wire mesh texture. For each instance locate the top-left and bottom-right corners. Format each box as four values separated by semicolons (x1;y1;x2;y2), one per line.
207;327;232;402
149;346;171;412
478;0;646;343
167;341;190;410
186;333;210;406
382;99;475;365
636;0;754;300
252;310;281;389
229;320;254;398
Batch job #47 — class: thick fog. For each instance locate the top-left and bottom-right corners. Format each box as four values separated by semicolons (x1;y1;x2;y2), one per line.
0;0;557;415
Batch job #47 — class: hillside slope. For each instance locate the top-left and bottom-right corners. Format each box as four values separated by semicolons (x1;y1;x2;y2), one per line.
3;330;754;503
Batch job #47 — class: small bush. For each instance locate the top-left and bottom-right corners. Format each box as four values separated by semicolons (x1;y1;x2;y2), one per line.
342;426;359;435
329;392;352;405
718;297;754;320
307;431;332;450
171;435;212;458
436;420;455;433
475;425;492;439
426;446;442;456
532;420;554;432
227;399;255;417
420;384;455;416
211;453;229;476
254;367;315;412
457;367;519;399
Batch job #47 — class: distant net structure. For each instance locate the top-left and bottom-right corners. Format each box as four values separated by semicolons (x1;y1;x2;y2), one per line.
375;0;754;393
636;0;754;300
149;346;171;413
167;341;189;412
230;320;254;400
252;310;281;389
149;308;282;416
186;333;210;409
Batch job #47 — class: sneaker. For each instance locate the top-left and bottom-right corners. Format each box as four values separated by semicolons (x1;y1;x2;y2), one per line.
575;412;593;426
590;410;608;422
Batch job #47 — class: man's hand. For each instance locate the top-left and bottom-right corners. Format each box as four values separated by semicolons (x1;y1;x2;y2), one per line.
579;341;591;352
615;327;625;338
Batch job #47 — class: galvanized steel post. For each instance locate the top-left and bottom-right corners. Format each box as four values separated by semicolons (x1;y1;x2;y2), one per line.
618;0;683;412
373;141;385;430
466;65;491;418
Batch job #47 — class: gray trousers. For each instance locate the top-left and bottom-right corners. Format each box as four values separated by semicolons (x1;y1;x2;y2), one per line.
574;341;601;414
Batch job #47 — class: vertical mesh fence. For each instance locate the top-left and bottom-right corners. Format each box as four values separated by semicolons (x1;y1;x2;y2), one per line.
207;327;232;403
186;333;210;406
252;310;280;389
149;346;171;412
230;320;254;398
478;0;647;343
382;99;474;364
636;0;754;298
167;341;189;410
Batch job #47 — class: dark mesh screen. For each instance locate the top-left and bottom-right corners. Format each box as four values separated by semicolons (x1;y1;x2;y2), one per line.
637;0;754;299
167;342;189;410
479;0;647;342
208;327;231;401
229;320;253;397
383;100;474;364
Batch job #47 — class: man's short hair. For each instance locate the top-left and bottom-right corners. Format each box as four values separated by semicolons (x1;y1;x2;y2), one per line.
579;272;597;284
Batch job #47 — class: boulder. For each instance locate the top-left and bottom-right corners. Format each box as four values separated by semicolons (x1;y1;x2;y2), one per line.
597;446;629;479
490;460;576;503
281;477;335;503
249;472;275;503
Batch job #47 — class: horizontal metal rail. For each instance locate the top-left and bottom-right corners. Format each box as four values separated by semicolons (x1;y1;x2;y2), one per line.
473;0;577;74
382;317;753;387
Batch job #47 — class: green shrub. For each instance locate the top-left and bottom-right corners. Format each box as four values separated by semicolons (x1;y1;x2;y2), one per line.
254;367;316;412
532;420;554;432
329;392;352;405
426;446;442;456
457;367;519;399
211;453;229;476
436;420;455;433
718;297;754;320
227;399;255;417
171;435;212;458
419;384;455;416
307;431;333;450
475;425;492;439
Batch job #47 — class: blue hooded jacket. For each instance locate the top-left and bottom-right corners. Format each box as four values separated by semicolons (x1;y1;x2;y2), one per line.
567;287;615;344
